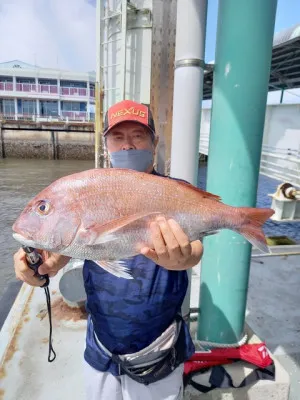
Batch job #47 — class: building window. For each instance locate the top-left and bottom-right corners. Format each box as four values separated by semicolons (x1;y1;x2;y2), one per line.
0;76;13;83
0;99;15;115
60;80;87;88
61;101;87;112
80;102;87;112
40;101;58;116
38;79;57;85
17;99;36;115
16;77;35;84
89;83;95;97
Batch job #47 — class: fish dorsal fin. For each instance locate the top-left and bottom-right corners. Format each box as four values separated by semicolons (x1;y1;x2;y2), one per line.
107;168;141;174
176;180;222;202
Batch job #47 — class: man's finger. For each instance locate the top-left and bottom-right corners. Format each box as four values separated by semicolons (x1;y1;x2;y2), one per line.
38;258;56;275
168;219;192;256
156;218;181;260
140;247;158;262
20;272;46;287
14;248;25;261
38;254;70;275
150;221;169;259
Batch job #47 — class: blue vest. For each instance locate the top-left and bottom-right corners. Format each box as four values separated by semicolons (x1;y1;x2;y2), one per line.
83;171;195;375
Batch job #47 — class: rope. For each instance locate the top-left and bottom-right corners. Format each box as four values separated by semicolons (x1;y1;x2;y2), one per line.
195;334;248;349
189;309;248;348
44;286;56;362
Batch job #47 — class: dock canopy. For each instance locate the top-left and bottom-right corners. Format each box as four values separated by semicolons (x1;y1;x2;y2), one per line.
203;23;300;100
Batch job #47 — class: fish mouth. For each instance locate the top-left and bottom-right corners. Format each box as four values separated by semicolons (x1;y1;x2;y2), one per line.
12;233;39;249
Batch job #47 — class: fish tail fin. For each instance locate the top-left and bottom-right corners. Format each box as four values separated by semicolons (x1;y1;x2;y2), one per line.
236;208;274;253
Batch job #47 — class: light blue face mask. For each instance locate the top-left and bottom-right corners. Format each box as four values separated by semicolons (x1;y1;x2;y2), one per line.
109;149;154;172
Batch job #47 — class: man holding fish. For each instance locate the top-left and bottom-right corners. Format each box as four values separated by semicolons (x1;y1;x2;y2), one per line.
13;100;273;399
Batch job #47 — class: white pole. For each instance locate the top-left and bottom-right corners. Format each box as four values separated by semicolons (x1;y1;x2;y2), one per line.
121;0;127;100
96;0;101;93
170;0;208;319
95;0;104;168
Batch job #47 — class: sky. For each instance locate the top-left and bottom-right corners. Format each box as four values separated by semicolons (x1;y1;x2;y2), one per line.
0;0;96;72
203;0;300;105
0;0;299;103
204;0;300;62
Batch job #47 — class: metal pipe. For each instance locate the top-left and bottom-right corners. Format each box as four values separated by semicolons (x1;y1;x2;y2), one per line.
95;0;102;168
121;0;127;99
280;87;284;103
197;0;278;344
169;0;208;319
95;0;104;168
252;251;300;258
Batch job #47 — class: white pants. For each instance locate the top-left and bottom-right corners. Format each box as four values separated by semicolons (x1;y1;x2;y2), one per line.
84;361;184;400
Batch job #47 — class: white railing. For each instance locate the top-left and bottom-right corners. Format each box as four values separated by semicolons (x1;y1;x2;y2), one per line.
0;112;17;120
0;83;58;94
16;83;38;93
199;133;300;188
61;111;89;121
0;83;95;98
0;112;93;123
0;82;13;91
38;84;59;94
260;150;300;188
60;87;87;97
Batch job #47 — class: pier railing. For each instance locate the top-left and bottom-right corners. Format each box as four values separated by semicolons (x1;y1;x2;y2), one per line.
199;133;300;188
0;83;95;98
0;112;95;123
260;148;300;187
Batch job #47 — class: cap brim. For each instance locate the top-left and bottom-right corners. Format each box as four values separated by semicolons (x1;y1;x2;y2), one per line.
103;121;155;138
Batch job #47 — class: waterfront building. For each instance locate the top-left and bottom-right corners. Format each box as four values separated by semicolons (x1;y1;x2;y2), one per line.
0;60;95;122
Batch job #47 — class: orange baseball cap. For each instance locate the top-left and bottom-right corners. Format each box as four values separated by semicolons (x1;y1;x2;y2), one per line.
103;100;156;137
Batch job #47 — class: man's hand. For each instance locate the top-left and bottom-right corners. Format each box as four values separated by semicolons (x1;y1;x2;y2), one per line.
140;217;203;270
14;248;71;287
38;252;71;277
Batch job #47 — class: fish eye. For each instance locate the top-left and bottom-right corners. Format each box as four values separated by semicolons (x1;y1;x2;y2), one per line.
35;200;51;216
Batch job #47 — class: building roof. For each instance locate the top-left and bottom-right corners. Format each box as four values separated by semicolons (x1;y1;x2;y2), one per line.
0;59;96;82
0;60;38;70
203;23;300;100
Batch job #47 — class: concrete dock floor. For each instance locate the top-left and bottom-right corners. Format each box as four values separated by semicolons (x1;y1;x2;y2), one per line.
190;253;300;400
1;253;299;399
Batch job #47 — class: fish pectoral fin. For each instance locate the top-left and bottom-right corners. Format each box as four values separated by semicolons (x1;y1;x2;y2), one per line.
95;260;134;279
82;211;163;246
91;232;118;244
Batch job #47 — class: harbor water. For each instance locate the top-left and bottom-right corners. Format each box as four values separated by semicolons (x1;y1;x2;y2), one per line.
0;158;299;325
